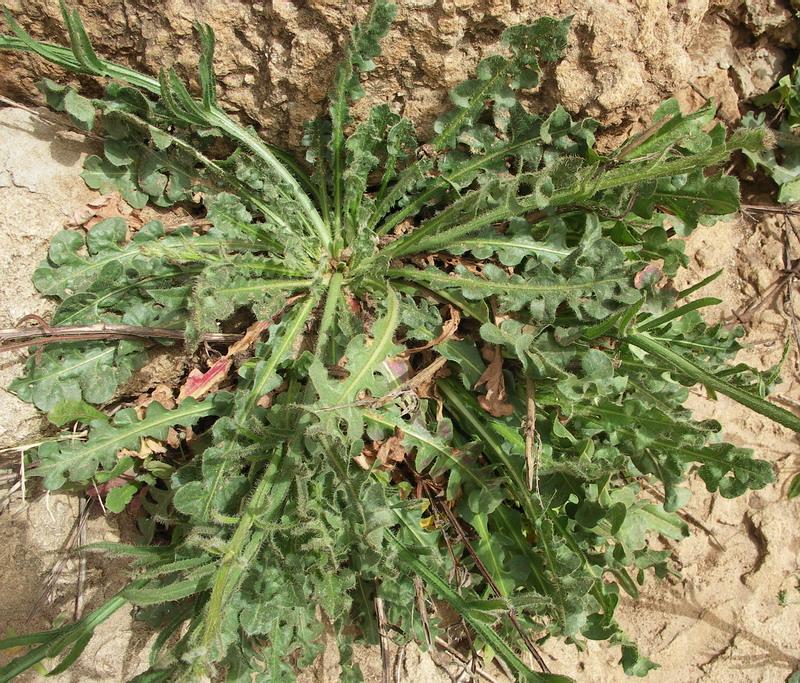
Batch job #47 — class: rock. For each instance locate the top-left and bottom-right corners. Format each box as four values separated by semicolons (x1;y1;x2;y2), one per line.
0;106;97;448
1;0;795;151
0;106;150;681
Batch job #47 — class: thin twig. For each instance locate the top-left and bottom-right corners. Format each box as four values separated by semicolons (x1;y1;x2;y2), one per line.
491;653;514;681
27;497;92;619
732;257;800;325
741;204;800;216
392;643;407;683
776;394;800;409
389;355;449;401
0;321;241;353
375;595;392;683
434;638;502;683
784;217;800;372
524;377;540;495
0;432;87;464
0;95;101;141
74;495;88;619
92;479;107;516
428;487;551;674
414;576;433;649
615;116;670;161
459;615;479;682
401;305;461;357
18;447;26;511
641;481;725;551
0;480;22;512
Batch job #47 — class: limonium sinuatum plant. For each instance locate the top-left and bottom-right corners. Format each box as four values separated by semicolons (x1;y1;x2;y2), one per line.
0;2;798;681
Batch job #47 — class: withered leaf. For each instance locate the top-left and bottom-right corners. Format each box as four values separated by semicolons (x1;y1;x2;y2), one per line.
474;345;513;417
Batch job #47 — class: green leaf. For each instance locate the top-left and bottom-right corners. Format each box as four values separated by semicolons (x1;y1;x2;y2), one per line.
328;0;397;238
36;78;95;130
344;104;404;239
627;332;800;433
788;473;800;500
0;7;791;682
47;399;108;427
581;349;614;379
10;343;146;412
195;22;218;110
391;532;570;683
105;483;139;513
632;171;740;235
620;644;659;677
63;88;96;130
34;394;231;489
123;566;215;605
432;17;571;151
391;239;638;322
311;286;401;405
81;154;148;208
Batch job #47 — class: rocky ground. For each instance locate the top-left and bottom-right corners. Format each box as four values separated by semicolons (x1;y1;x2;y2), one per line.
0;0;796;148
1;1;799;680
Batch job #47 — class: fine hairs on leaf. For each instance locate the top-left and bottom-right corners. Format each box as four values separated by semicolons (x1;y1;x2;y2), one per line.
1;2;797;681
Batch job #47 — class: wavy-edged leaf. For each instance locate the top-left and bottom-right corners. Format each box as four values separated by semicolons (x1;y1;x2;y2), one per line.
35;393;232;489
311;286;401;406
392;237;638;322
10;342;146;411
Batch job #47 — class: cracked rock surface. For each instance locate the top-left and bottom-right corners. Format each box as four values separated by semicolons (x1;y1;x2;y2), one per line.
0;0;796;150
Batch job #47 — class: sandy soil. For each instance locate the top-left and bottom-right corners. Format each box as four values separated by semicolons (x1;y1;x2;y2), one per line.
545;214;800;682
1;102;799;683
0;106;155;682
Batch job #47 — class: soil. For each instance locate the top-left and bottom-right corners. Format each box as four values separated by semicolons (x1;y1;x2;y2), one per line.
547;214;800;682
0;0;796;149
1;2;800;680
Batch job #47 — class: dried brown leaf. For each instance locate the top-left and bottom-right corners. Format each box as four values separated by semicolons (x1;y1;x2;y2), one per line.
475;345;514;417
402;305;461;356
376;432;406;469
178;319;272;403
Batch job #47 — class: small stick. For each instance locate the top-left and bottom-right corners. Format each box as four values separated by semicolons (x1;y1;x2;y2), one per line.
18;447;26;510
74;495;88;619
433;638;502;683
414;576;433;649
92;478;107;516
641;481;725;551
491;653;515;681
0;95;102;142
26;497;91;618
783;218;800;372
732;258;800;324
524;377;540;494
0;480;22;512
393;355;449;398
375;596;392;683
314;355;448;413
0;432;87;461
392;643;407;683
45;490;56;524
429;487;551;674
776;394;800;409
741;204;800;217
460;617;479;682
401;305;461;357
0;321;242;353
615;116;670;161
